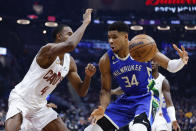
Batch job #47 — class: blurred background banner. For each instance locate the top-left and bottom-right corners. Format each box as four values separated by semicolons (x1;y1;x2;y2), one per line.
89;0;196;13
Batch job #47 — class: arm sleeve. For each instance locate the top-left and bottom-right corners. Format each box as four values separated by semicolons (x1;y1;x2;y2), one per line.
167;106;176;122
167;58;185;73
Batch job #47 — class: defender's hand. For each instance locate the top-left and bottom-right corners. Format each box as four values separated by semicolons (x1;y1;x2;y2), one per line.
83;8;93;25
173;44;189;65
85;63;96;77
46;103;57;109
88;106;105;125
172;121;181;131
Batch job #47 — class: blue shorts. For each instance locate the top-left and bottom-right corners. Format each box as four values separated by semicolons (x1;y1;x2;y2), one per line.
104;92;159;129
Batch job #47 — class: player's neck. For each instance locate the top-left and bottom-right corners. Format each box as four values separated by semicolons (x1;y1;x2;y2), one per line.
117;50;129;58
152;70;159;79
59;55;64;60
117;45;129;58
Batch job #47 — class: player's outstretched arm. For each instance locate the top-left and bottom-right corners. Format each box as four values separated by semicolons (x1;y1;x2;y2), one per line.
89;53;112;124
67;57;96;97
36;9;92;68
162;78;181;131
152;44;188;73
47;9;92;56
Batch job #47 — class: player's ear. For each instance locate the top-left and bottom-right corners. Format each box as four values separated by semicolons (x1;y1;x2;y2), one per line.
125;33;128;40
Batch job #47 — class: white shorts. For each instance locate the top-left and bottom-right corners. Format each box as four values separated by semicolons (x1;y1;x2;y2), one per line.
152;113;172;131
6;90;58;131
20;118;37;131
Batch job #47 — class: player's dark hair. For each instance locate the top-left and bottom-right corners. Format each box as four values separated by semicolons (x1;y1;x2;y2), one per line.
52;24;69;41
108;21;129;33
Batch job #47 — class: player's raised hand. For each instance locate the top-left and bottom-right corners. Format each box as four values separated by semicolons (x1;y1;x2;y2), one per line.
172;121;181;131
88;106;105;125
83;8;93;25
173;44;189;65
85;63;96;77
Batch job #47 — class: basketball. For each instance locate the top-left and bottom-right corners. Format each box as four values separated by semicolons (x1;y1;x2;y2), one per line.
129;34;158;62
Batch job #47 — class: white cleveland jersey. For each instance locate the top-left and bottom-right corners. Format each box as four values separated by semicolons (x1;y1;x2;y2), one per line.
12;53;70;108
152;73;171;131
154;73;165;114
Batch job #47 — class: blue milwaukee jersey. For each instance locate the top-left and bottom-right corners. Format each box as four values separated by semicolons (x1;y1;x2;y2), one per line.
107;50;152;96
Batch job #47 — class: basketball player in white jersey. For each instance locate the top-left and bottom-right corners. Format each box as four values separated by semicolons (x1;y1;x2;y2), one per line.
151;60;180;131
5;9;96;131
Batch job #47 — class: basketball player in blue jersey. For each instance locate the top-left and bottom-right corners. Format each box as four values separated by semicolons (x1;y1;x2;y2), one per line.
84;21;188;131
109;61;181;131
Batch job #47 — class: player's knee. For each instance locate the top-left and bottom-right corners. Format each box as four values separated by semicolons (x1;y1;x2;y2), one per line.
84;124;103;131
129;112;151;131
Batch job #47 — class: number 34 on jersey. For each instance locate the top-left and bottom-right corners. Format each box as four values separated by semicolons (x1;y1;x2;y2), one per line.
121;67;152;88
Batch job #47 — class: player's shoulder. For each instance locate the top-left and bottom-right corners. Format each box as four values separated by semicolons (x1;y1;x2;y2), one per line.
36;43;55;60
161;74;170;87
163;77;169;84
162;78;170;90
37;43;54;55
41;43;54;50
69;55;74;63
99;52;110;70
99;52;109;63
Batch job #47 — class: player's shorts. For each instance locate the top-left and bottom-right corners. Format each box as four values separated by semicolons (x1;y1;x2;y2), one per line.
104;92;159;129
20;118;37;131
152;113;172;131
6;90;58;131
